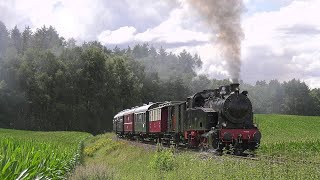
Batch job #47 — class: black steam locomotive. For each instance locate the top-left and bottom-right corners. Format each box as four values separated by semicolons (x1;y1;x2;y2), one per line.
113;83;261;154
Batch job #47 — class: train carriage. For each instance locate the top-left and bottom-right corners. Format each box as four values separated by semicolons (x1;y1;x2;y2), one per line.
123;109;135;134
149;107;167;133
113;110;128;135
134;103;161;135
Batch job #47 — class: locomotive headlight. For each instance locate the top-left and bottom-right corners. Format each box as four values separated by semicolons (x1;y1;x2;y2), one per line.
223;132;232;141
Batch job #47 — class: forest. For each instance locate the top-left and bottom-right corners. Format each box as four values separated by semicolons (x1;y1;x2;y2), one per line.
0;21;319;134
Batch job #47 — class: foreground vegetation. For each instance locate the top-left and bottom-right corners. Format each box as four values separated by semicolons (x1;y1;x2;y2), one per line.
0;129;91;179
70;114;320;179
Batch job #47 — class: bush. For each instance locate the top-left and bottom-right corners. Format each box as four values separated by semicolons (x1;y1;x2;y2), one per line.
150;144;175;171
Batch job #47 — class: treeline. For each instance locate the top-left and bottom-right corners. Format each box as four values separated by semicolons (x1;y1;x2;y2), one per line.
0;21;319;134
0;22;200;133
244;80;320;115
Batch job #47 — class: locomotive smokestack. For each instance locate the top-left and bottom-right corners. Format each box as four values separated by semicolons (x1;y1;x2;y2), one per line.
230;83;240;93
187;0;244;81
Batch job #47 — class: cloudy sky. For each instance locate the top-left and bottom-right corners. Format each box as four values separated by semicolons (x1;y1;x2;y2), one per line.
1;0;320;88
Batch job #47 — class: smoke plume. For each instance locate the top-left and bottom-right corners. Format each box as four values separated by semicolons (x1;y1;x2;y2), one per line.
187;0;244;82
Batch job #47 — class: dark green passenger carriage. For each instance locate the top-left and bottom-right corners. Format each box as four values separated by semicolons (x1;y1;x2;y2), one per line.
134;103;161;134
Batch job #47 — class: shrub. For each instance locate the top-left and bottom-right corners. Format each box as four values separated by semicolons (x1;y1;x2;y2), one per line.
150;144;175;171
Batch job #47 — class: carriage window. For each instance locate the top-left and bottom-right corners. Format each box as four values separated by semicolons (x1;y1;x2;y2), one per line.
152;111;155;121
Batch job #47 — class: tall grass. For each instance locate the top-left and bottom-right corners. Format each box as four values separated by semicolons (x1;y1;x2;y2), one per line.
0;129;91;180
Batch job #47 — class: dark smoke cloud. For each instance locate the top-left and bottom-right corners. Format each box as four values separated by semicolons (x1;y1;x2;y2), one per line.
187;0;245;82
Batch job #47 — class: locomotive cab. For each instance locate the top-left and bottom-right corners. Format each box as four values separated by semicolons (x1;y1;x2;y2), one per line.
186;90;220;131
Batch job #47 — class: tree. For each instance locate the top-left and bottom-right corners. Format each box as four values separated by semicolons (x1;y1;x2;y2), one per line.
268;79;285;114
32;26;63;51
22;26;32;52
110;56;142;109
11;26;23;54
310;89;320;115
0;21;9;57
282;79;314;115
66;38;76;49
189;75;210;93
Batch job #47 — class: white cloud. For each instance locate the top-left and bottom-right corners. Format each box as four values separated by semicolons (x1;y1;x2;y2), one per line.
97;2;210;45
240;0;320;87
98;26;137;45
291;52;320;76
134;3;210;43
0;0;110;40
0;0;174;41
243;0;320;47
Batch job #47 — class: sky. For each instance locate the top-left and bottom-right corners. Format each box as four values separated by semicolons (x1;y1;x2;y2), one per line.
0;0;320;88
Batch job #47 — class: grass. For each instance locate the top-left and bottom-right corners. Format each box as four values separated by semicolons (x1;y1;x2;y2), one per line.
70;114;320;179
255;114;320;161
255;114;320;144
0;128;91;180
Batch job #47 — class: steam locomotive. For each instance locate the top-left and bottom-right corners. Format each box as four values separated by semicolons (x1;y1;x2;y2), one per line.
113;83;261;154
